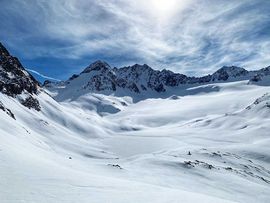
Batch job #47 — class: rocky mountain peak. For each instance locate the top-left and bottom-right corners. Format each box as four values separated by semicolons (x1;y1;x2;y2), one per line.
81;60;111;74
218;66;248;74
212;66;248;81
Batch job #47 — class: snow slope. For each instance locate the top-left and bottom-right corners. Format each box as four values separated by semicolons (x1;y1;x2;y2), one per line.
1;80;270;202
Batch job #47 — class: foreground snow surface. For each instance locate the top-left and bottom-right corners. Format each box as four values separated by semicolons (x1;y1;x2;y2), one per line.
1;81;270;202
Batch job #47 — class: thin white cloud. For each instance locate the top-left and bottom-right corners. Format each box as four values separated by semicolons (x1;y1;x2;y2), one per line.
26;69;61;82
1;0;269;75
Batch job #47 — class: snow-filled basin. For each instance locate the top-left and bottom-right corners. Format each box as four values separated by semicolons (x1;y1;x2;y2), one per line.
103;136;181;158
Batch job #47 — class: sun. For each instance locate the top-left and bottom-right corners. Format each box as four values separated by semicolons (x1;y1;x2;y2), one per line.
137;0;190;22
150;0;178;14
145;0;189;21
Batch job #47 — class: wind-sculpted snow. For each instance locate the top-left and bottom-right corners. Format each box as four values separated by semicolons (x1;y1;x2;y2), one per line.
3;80;270;202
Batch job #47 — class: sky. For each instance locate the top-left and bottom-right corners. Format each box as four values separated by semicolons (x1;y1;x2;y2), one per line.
0;0;270;81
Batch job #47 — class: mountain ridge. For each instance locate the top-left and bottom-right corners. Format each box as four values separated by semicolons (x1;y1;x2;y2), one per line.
44;60;270;99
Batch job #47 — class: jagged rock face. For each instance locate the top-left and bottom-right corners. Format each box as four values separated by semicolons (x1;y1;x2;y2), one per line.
0;43;39;97
159;70;188;86
0;42;41;112
82;60;112;74
79;63;165;93
116;64;165;93
81;61;117;91
77;62;190;93
77;62;254;94
85;74;116;91
61;61;267;94
211;66;249;81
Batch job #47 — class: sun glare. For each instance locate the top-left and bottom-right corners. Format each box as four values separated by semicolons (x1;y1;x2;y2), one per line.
144;0;189;21
150;0;178;14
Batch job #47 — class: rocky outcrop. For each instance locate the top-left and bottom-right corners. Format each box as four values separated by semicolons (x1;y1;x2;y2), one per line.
249;74;262;83
211;66;249;81
0;101;15;119
20;96;41;111
0;42;39;97
0;42;41;111
246;93;270;110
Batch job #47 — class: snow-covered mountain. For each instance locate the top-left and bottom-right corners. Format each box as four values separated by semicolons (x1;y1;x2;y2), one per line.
44;60;270;100
1;42;270;203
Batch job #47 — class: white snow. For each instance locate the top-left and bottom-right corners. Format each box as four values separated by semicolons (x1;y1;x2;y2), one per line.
0;80;270;202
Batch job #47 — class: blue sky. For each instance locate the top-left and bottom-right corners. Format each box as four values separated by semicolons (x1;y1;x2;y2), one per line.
1;0;270;81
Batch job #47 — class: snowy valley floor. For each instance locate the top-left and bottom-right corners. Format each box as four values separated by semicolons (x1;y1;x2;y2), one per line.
1;81;270;202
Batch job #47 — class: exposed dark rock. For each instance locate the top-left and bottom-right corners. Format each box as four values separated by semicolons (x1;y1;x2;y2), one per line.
21;96;41;111
69;74;79;81
154;83;165;92
43;80;52;86
0;101;15;119
141;84;147;91
0;42;41;111
108;164;123;169
0;42;40;97
127;83;140;93
183;161;195;168
211;66;249;81
43;80;65;88
250;74;262;82
169;95;180;100
120;101;127;106
81;60;111;74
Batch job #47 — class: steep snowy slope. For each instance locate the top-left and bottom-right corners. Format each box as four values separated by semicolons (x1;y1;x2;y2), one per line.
1;42;270;202
0;42;112;158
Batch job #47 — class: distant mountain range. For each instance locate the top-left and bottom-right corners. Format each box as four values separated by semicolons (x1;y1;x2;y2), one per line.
44;60;270;100
1;41;270;104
